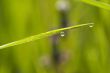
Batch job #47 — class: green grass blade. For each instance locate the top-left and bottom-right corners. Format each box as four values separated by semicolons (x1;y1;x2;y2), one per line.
0;23;93;50
81;0;110;11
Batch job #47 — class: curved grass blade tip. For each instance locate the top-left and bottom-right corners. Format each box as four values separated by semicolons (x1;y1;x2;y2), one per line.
0;23;94;50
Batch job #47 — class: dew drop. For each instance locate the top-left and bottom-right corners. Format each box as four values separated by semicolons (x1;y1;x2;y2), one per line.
60;31;65;37
88;23;94;28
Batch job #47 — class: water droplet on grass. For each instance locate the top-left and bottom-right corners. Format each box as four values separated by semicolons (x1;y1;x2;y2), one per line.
89;25;93;28
60;31;65;37
88;23;94;28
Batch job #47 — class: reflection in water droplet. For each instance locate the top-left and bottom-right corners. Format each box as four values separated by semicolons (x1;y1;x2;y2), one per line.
60;31;65;37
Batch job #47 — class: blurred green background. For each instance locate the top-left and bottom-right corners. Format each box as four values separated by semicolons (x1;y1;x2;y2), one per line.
0;0;110;73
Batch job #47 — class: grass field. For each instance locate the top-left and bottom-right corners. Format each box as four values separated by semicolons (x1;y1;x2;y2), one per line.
0;0;110;73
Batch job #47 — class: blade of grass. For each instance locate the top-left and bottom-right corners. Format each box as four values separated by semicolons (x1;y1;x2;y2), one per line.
0;23;93;50
81;0;110;11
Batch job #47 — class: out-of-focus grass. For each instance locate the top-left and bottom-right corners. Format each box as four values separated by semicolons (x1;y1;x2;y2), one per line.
0;0;110;73
81;0;110;10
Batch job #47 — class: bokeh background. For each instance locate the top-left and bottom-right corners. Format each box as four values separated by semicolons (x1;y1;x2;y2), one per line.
0;0;110;73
